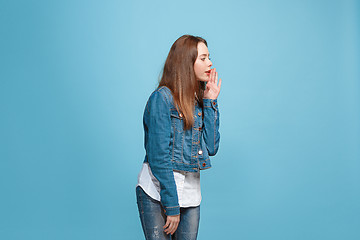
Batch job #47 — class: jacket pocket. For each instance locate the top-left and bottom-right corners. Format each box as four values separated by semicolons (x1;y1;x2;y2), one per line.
170;110;184;133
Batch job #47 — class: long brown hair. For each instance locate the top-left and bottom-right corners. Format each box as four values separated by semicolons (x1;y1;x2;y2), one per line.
159;35;207;129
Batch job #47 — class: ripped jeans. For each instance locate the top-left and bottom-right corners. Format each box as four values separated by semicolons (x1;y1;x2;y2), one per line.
136;186;200;240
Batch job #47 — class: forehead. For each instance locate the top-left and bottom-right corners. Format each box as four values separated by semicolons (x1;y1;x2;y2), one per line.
197;42;209;55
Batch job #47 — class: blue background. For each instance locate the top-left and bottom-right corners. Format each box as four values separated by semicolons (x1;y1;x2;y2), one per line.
1;0;359;239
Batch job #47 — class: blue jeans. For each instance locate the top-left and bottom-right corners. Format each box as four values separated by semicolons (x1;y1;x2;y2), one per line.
136;186;200;240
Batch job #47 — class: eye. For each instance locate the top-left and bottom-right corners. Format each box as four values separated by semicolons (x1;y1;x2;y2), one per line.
201;58;206;61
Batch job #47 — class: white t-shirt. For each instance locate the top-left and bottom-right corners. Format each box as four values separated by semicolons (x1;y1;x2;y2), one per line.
137;162;201;207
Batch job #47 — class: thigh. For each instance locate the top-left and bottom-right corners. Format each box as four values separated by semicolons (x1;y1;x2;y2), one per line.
173;206;200;240
136;186;170;240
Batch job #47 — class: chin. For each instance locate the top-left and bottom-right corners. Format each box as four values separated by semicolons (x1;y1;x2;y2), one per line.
196;75;210;82
201;77;210;82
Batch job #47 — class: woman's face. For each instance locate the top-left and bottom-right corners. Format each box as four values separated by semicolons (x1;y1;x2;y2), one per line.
194;42;213;82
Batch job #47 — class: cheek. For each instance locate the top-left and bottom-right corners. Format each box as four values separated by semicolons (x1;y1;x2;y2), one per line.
194;62;204;73
194;63;200;75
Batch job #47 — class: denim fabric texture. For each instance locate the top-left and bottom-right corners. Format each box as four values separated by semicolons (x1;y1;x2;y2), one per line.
136;186;200;240
143;86;220;216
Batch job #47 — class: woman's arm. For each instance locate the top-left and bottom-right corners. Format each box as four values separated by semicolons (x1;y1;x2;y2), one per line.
144;89;180;216
203;68;222;155
202;99;220;156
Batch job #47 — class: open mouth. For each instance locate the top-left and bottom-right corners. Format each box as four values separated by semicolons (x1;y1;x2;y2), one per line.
205;70;211;75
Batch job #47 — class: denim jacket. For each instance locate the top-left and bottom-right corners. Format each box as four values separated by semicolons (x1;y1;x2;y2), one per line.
143;86;220;215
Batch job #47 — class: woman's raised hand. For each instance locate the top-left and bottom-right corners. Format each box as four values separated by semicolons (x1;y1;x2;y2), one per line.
204;68;222;99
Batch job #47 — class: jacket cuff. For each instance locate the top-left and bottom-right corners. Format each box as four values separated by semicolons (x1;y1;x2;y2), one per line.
164;205;180;216
203;98;218;110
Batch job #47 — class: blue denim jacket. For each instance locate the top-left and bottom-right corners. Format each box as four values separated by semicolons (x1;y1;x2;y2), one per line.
143;86;220;215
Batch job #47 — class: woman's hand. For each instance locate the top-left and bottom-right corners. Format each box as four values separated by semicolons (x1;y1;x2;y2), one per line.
163;214;180;235
204;68;222;99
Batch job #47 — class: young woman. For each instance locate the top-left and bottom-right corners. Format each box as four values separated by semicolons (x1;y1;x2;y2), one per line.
136;35;221;240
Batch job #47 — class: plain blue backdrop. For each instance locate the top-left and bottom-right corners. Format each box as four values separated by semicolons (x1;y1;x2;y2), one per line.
1;0;359;239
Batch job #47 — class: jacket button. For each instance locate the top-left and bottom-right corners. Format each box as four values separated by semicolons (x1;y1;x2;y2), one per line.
199;127;202;131
179;113;183;118
202;163;206;167
212;101;216;105
198;150;203;155
198;112;202;117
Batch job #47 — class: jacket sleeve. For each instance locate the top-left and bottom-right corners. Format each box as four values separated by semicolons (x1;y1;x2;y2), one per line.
144;90;180;216
202;99;220;156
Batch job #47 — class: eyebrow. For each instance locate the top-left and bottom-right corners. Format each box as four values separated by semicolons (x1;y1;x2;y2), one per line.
199;53;210;57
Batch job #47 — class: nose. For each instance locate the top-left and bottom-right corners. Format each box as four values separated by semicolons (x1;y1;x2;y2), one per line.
208;59;212;67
